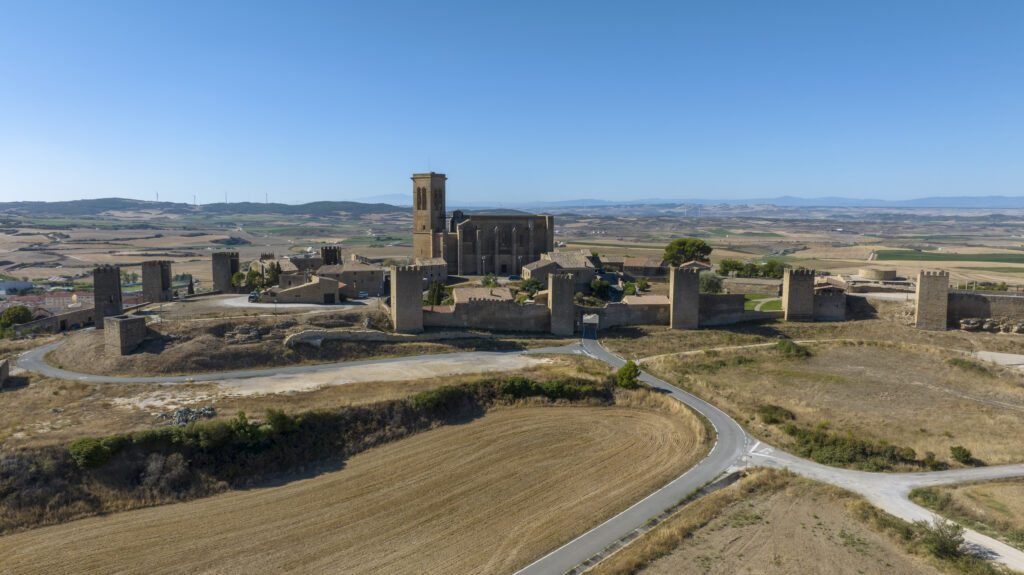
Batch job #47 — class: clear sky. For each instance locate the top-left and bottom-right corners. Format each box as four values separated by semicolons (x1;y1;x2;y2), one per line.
1;1;1022;205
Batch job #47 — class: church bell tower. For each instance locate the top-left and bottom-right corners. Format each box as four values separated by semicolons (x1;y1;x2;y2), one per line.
412;172;447;259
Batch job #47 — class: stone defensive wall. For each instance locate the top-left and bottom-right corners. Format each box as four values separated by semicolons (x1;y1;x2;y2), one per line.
423;299;551;332
813;292;847;321
286;328;496;347
948;290;1024;324
586;301;670;329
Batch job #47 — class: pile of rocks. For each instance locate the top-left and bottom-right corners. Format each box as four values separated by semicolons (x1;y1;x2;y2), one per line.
225;325;266;344
959;318;1024;333
169;406;217;426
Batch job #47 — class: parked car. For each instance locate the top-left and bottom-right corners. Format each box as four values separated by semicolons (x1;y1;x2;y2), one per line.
508;275;522;280
357;291;369;299
248;291;260;303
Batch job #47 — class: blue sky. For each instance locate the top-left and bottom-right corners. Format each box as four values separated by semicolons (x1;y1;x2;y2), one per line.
1;1;1021;205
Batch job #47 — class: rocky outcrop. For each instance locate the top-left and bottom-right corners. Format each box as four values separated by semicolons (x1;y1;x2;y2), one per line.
284;328;493;348
959;317;1024;333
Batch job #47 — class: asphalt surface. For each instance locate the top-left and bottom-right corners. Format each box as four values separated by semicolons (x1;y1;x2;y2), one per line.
15;336;1024;573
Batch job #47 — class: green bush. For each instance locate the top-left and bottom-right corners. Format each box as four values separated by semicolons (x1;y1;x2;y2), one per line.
945;358;991;376
782;425;919;471
410;386;471;412
0;305;32;328
917;518;964;559
699;271;722;294
776;340;810;358
909;487;953;511
68;437;112;469
950;445;973;465
758;404;795;424
616;361;641;389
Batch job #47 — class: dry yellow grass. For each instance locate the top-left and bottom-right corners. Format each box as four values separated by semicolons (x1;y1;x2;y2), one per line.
921;479;1024;549
0;404;708;575
592;469;939;575
645;342;1024;466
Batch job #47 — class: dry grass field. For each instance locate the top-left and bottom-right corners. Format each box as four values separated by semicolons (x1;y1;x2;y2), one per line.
0;402;708;575
0;354;612;448
602;314;1024;361
643;341;1024;466
912;479;1024;551
590;469;940;575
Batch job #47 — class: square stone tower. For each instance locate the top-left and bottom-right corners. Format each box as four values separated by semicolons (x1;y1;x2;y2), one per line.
93;265;123;329
669;267;700;329
782;269;815;322
390;266;425;333
142;260;172;303
212;252;240;293
548;272;576;336
412;172;447;260
104;314;147;355
914;270;950;330
320;245;341;266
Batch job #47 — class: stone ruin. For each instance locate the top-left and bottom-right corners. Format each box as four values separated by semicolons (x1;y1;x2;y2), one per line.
959;317;1024;334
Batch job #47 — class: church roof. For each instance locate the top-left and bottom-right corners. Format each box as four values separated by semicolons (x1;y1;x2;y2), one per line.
543;251;595;270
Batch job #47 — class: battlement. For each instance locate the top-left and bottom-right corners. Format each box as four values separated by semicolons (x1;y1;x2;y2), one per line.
213;251;239;258
920;270;950;277
392;265;424;274
93;264;120;274
259;252;275;261
786;268;816;277
675;267;700;276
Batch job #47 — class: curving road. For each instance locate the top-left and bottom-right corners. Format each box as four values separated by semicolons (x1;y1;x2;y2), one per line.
15;337;1024;573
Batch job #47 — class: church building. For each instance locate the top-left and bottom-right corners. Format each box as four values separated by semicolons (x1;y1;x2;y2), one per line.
412;172;554;276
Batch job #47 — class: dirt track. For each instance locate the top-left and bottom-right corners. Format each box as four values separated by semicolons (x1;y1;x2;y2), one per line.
0;405;707;575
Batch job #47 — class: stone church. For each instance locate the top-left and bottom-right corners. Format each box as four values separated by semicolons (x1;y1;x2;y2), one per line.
412;172;554;276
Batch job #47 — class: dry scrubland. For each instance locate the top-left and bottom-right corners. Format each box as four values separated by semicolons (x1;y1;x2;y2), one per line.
46;314;571;377
912;479;1024;551
643;341;1024;467
0;355;610;448
590;469;942;575
0;401;708;575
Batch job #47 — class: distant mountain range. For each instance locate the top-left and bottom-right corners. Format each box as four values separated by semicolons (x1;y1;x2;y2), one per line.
0;198;406;218
1;195;1023;219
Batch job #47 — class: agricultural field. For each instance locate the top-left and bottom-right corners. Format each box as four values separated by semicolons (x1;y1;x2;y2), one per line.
0;402;709;575
591;469;951;575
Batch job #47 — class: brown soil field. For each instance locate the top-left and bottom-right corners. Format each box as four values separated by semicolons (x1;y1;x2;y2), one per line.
1;354;612;448
644;342;1024;466
597;471;939;575
602;314;1024;361
0;403;708;575
915;480;1024;551
46;315;572;377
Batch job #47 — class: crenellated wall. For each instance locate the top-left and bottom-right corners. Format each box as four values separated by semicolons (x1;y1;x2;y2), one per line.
424;299;551;332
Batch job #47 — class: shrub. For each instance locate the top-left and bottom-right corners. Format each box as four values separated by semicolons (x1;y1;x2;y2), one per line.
699;271;722;294
917;517;964;559
68;437;113;469
616;361;641;389
946;357;991;376
909;487;953;511
590;278;611;300
782;425;919;470
776;340;810;358
410;386;472;413
950;445;973;465
758;404;795;425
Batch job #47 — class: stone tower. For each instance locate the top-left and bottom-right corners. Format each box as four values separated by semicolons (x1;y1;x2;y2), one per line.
782;269;815;322
141;260;172;303
390;266;424;333
412;172;447;260
93;265;123;329
548;272;576;336
915;270;949;330
320;245;341;266
212;252;240;293
669;267;700;329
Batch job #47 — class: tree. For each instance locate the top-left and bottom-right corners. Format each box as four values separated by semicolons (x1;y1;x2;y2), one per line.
425;280;446;306
266;262;282;286
616;361;641;389
636;277;649;292
590;278;611;300
245;269;263;290
699;271;723;294
664;238;712;266
520;277;543;296
68;437;112;469
761;259;789;279
717;258;745;275
231;271;246;288
187;277;195;295
481;273;498;287
0;305;32;328
950;445;972;464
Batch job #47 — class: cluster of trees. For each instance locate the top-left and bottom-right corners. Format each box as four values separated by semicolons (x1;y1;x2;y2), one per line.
717;258;789;279
424;280;450;306
0;305;32;328
232;262;283;291
119;270;140;284
663;238;712;266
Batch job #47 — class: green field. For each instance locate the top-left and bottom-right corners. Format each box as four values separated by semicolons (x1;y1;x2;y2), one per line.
875;250;1024;264
961;266;1024;274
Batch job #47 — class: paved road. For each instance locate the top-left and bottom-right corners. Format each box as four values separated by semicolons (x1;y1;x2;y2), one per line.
16;337;1024;572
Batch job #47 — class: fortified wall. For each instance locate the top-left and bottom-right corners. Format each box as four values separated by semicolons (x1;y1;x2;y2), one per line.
911;269;1024;330
104;314;148;355
782;269;848;323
